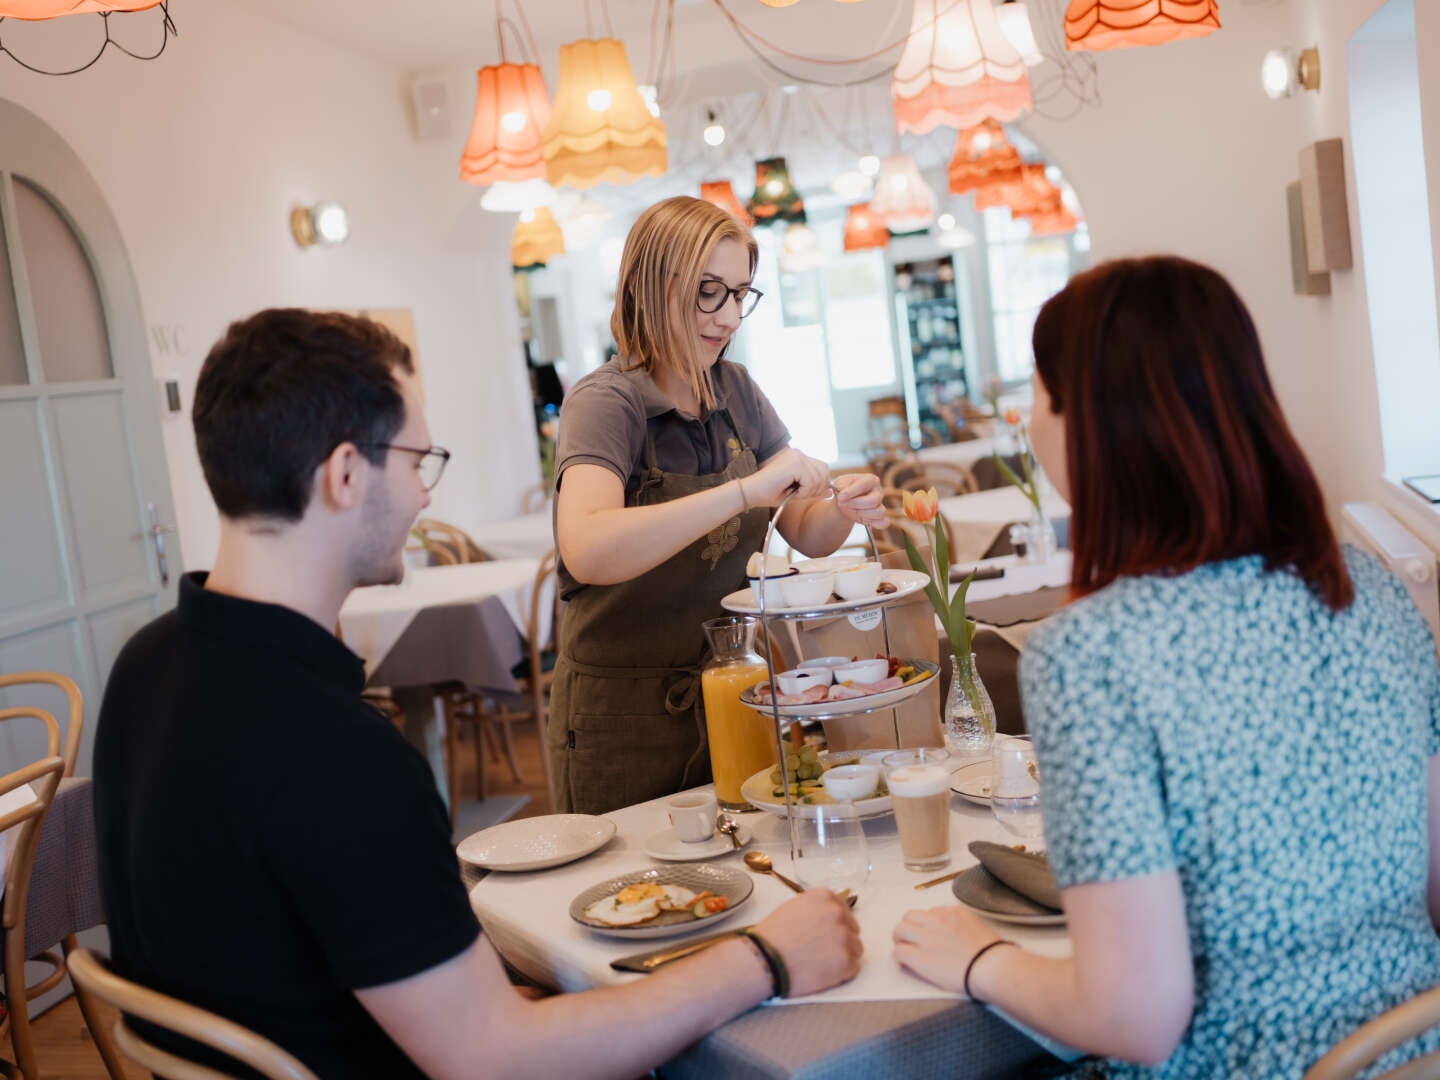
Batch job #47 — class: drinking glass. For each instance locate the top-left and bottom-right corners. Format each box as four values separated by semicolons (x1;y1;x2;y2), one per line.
883;747;952;871
991;735;1044;845
791;803;870;896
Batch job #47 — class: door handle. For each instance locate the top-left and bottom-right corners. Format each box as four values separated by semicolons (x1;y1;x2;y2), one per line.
146;502;176;587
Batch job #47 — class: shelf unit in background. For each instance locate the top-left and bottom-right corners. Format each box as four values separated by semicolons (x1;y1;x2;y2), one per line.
893;257;968;446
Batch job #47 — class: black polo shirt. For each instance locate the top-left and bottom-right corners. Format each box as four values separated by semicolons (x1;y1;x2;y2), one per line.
94;573;479;1078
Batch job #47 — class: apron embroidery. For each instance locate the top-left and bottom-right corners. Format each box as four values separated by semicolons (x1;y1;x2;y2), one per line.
726;435;742;460
701;516;741;570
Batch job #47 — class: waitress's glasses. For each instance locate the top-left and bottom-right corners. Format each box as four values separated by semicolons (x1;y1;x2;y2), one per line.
698;281;763;318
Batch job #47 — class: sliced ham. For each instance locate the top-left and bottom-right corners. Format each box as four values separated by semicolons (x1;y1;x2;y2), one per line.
826;684;868;701
798;684;830;704
846;675;904;695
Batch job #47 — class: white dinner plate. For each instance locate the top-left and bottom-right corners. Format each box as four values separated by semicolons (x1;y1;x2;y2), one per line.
642;826;752;861
719;569;931;616
738;660;939;720
740;751;895;819
569;865;753;940
457;814;616;872
951;760;993;806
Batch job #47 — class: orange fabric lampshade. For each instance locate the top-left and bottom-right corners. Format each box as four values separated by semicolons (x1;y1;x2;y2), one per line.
0;0;157;16
843;204;888;252
512;208;565;268
542;38;667;189
1024;204;1078;234
460;63;552;186
1064;0;1220;51
892;0;1033;135
948;121;1024;194
700;181;755;228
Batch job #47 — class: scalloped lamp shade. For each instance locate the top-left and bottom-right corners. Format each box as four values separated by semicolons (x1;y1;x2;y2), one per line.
870;155;938;232
843;204;889;252
948;120;1025;194
0;0;157;15
892;0;1033;134
1064;0;1220;51
700;181;755;227
542;38;667;189
460;63;553;186
512;207;565;268
973;163;1051;213
747;158;805;225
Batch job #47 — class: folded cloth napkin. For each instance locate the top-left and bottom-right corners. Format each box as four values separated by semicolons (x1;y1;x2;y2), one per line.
969;841;1061;911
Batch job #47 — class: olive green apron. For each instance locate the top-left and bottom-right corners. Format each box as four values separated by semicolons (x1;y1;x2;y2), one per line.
548;408;771;814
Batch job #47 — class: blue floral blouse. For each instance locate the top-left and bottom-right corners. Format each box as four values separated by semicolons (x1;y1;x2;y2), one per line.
1020;549;1440;1079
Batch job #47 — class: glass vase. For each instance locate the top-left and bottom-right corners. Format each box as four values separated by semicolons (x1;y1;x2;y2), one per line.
1026;501;1057;565
943;652;996;759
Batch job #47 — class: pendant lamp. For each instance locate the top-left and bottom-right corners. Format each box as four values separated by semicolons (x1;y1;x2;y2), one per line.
1064;0;1220;52
870;155;937;232
831;169;874;201
842;204;888;252
892;0;1033;135
1024;204;1078;235
996;0;1044;66
512;207;565;269
460;63;552;186
780;223;821;272
700;181;756;228
747;158;805;225
0;0;157;15
542;38;667;189
553;191;613;250
948;121;1024;194
480;178;557;213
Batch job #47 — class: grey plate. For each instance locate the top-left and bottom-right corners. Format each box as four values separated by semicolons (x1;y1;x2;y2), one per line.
952;865;1065;926
570;865;754;940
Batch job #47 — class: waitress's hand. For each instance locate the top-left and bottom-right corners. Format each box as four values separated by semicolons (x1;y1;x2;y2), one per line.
743;448;831;507
831;473;887;528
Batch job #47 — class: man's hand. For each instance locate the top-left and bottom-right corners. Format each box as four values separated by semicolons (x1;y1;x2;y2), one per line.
752;889;863;997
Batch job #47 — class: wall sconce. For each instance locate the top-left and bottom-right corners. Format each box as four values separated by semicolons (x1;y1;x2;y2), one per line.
1261;46;1320;100
290;201;350;248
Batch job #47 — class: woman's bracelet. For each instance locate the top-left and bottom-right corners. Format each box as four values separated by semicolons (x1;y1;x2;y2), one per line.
737;477;750;512
738;928;790;998
963;938;1017;1002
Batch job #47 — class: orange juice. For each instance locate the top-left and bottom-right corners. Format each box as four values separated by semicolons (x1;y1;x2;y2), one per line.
702;661;778;809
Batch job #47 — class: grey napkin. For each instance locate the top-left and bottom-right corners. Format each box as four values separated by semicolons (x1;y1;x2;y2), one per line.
968;841;1061;911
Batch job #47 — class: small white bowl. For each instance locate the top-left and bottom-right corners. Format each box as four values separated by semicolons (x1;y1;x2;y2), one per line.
748;568;798;608
775;669;823;696
833;658;889;685
833;562;883;600
796;655;850;682
779;571;835;609
792;555;866;574
822;764;880;802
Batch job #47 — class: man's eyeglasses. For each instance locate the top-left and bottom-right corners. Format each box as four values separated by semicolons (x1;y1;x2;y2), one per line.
366;443;451;490
697;280;763;318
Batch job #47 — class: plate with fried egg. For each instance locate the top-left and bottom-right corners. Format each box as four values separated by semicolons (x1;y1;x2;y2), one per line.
568;865;754;940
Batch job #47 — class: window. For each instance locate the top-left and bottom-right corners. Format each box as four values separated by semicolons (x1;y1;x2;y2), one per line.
983;208;1081;383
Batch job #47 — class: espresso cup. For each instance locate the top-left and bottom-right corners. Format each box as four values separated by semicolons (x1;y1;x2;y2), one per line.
667;791;718;843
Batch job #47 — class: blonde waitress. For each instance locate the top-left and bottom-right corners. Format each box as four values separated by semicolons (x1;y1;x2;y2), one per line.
549;196;886;815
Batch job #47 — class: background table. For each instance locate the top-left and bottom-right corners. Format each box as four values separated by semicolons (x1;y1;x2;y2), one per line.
469;512;553;562
466;786;1070;1078
915;437;1002;470
939;487;1071;565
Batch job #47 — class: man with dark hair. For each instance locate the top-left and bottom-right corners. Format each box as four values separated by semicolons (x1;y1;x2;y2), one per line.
94;308;861;1079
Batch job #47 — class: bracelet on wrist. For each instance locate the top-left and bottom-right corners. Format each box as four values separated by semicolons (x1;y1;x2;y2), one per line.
738;928;790;998
963;938;1017;1003
737;477;750;512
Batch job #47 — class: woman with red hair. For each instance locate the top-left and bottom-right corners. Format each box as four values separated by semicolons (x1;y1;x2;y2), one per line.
894;257;1440;1077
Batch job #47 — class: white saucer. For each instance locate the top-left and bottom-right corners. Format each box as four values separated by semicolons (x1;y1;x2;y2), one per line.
643;826;751;861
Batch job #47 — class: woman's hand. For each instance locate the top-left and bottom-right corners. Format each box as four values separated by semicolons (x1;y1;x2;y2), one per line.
831;473;887;528
892;906;1005;994
743;448;831;508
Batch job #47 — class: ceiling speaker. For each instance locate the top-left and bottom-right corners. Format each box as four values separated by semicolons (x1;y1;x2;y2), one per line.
410;77;452;141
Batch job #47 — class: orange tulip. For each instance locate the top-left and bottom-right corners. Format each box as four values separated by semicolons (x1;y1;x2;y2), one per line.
1004;407;1022;425
903;487;940;524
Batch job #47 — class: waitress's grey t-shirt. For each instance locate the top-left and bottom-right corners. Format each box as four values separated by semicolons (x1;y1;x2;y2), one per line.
554;358;789;598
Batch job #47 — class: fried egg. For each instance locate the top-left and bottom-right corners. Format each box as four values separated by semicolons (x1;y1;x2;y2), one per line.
655;885;698;911
584;882;666;926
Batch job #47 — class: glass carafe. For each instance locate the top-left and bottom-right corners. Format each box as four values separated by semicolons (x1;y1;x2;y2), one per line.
701;616;776;811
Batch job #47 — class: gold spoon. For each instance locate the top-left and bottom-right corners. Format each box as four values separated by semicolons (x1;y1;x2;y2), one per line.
743;851;857;907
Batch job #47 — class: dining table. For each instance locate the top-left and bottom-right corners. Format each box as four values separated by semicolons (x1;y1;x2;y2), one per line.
469;511;554;562
914;436;1004;471
465;786;1076;1078
938;486;1072;565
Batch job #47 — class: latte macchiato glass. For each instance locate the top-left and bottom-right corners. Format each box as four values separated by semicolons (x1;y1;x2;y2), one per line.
883;748;952;871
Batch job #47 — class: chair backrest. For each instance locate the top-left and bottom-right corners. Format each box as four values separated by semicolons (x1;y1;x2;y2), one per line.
0;672;83;778
0;706;65;936
412;518;486;564
528;548;559;661
520;482;551;515
66;948;319;1080
900;462;977;499
1304;985;1440;1080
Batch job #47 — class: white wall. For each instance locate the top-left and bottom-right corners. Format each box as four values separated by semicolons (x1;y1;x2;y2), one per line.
0;0;539;570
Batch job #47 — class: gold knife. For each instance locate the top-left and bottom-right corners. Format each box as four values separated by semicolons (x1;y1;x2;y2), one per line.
914;869;966;890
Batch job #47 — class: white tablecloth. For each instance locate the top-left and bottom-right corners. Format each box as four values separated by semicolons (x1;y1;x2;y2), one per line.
938;487;1071;565
470;512;554;562
339;561;551;681
0;780;37;901
468;786;1071;1008
915;437;1004;471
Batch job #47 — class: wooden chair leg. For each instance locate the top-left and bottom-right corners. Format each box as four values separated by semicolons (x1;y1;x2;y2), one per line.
472;710;489;802
6;920;37;1080
494;713;523;784
442;694;460;832
61;934;127;1080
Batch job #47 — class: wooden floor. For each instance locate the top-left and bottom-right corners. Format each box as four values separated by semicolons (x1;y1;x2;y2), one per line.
20;720;556;1079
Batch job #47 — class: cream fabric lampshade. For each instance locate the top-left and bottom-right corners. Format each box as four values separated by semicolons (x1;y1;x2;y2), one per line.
542;38;667;189
869;155;938;232
892;0;1033;135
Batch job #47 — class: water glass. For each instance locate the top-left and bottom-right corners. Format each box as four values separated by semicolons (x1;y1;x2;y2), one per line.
991;735;1044;845
791;803;870;896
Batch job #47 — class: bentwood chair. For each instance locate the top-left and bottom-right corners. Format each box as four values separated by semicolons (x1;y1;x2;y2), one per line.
1304;986;1440;1080
411;518;488;565
67;948;319;1080
0;671;127;1080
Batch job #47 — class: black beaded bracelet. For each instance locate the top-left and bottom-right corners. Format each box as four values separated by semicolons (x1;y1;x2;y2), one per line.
963;938;1017;1002
739;928;790;998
